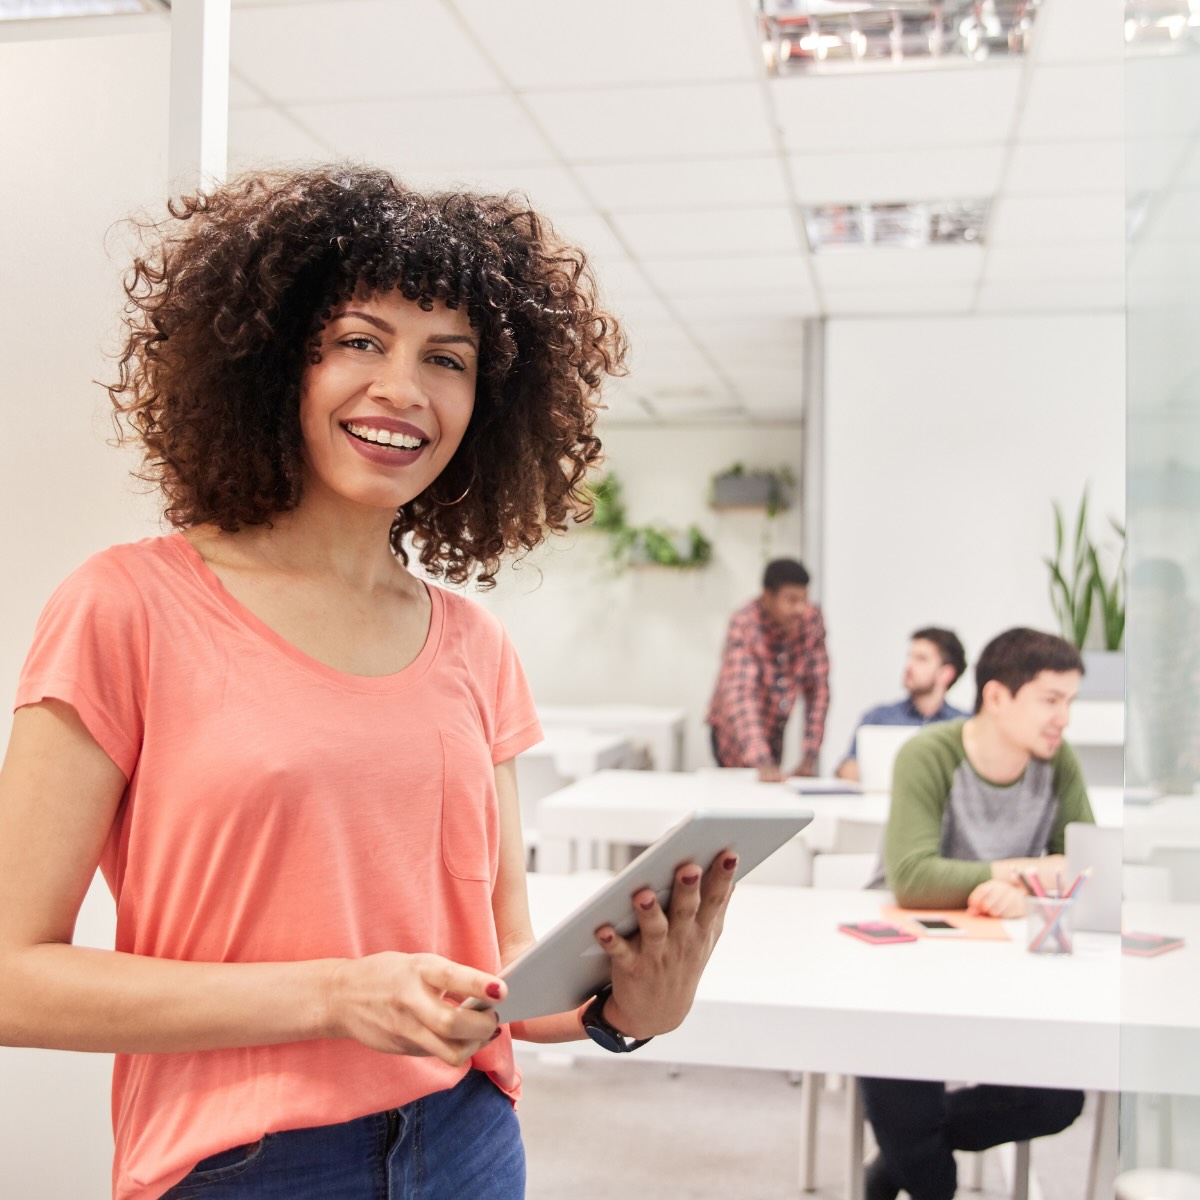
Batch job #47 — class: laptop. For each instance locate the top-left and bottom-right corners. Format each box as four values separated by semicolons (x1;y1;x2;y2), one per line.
856;724;922;792
1065;822;1123;933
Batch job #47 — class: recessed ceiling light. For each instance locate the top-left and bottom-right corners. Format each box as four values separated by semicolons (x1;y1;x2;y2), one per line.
802;199;989;251
1124;0;1200;53
757;0;1042;73
0;0;151;19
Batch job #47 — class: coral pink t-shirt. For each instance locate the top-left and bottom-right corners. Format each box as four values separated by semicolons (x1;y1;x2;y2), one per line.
15;534;542;1200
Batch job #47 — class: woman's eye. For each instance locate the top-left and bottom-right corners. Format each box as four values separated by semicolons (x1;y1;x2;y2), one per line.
429;354;466;372
340;335;379;351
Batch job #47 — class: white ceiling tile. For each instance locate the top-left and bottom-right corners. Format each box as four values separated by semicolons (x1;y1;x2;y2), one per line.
988;193;1125;245
230;1;504;103
726;367;805;399
227;106;333;168
1017;64;1125;142
596;379;655;423
976;280;1126;312
1128;238;1200;283
686;315;808;353
576;157;790;212
1127;138;1192;195
525;83;775;162
1004;140;1124;195
641;253;814;296
983;242;1125;282
292;94;556;167
770;66;1023;152
1030;0;1124;65
550;213;628;260
814;245;984;288
821;285;977;316
1126;54;1200;140
609;207;801;259
392;163;594;214
668;286;821;319
1141;189;1200;246
739;394;804;419
789;145;1004;205
450;0;760;90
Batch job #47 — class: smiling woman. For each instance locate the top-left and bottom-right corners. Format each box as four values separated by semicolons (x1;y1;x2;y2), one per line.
0;164;743;1200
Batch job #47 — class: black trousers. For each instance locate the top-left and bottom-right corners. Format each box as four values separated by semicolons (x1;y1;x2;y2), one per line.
859;1076;1085;1200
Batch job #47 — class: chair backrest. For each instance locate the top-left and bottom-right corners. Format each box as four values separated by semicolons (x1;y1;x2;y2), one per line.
811;852;879;890
856;724;922;791
1146;844;1200;904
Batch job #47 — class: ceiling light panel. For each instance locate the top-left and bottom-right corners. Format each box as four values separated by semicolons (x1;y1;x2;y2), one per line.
230;1;503;103
757;0;1042;74
451;0;762;89
0;0;146;16
525;83;776;161
291;94;556;168
1124;0;1200;56
789;145;1004;204
769;67;1022;151
804;200;989;251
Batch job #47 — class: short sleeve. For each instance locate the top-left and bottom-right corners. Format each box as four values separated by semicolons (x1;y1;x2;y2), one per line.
14;550;149;779
490;629;542;765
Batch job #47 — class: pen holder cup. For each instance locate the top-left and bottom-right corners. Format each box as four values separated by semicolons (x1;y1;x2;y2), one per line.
1026;895;1075;955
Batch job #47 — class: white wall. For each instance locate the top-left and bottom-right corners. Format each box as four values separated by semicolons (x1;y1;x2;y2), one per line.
822;314;1126;768
1;29;169;1199
471;423;806;771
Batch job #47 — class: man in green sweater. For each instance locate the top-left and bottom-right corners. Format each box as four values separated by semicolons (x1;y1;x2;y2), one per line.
863;627;1092;1200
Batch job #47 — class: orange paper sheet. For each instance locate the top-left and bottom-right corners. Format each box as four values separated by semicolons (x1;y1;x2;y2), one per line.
881;906;1011;941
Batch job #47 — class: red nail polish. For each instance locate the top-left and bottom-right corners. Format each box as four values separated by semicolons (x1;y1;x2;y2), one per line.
639;895;656;910
598;930;615;943
486;982;502;1000
489;1027;502;1042
723;855;738;870
681;870;702;885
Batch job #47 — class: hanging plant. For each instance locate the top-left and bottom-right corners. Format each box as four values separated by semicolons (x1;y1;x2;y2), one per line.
582;473;712;570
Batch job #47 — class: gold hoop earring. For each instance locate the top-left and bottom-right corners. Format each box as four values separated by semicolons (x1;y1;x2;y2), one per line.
429;480;472;506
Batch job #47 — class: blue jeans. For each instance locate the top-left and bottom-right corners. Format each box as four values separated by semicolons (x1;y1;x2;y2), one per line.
161;1070;525;1199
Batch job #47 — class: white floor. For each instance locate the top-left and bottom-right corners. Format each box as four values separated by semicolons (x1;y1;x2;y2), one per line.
516;1053;1098;1200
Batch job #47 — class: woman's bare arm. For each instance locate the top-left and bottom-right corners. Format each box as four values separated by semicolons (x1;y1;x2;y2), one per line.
0;701;501;1065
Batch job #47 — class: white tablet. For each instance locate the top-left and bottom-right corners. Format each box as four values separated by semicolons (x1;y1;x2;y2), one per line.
475;808;812;1024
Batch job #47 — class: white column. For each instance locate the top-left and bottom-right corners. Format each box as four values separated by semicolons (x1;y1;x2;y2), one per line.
167;0;230;193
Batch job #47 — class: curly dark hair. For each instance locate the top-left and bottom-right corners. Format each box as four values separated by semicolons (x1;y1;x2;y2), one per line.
108;164;622;587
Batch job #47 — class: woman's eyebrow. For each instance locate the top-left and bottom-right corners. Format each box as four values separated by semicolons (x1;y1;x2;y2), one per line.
429;334;479;352
332;309;394;333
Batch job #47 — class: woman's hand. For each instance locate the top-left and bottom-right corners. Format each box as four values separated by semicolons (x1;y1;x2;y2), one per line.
324;952;504;1067
592;851;738;1041
967;879;1027;919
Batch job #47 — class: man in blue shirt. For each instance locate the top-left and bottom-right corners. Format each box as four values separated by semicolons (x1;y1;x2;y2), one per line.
835;627;968;782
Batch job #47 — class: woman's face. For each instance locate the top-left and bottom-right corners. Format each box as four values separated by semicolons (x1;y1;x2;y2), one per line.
298;290;478;513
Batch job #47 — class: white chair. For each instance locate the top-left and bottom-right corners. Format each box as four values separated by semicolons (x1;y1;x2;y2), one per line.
811;852;878;890
739;834;813;885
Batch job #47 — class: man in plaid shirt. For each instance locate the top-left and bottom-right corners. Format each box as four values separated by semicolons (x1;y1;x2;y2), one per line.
706;558;830;782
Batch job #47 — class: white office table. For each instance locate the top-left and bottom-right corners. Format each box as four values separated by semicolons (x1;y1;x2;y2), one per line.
537;704;687;772
535;769;1124;875
522;875;1140;1092
519;728;635;780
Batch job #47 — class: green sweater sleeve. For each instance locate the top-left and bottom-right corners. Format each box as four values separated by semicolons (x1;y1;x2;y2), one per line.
884;730;991;909
1049;740;1094;852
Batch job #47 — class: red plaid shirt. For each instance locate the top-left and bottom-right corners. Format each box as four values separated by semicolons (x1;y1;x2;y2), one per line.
706;597;830;769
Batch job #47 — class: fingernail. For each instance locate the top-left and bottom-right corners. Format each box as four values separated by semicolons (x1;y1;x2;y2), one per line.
489;1027;502;1042
723;855;738;871
681;870;702;886
638;895;656;910
598;929;615;944
486;982;502;1001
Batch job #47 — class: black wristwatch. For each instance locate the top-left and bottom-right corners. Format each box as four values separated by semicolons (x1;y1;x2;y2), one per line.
581;985;653;1053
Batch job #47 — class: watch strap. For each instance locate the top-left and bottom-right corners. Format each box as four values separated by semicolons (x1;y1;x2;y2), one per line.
581;985;653;1054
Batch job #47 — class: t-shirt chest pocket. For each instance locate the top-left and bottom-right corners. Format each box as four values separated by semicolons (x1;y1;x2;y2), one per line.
439;728;498;883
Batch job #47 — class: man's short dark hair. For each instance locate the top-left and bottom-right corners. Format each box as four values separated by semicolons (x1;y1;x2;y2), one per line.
912;627;967;686
973;627;1085;713
763;558;810;591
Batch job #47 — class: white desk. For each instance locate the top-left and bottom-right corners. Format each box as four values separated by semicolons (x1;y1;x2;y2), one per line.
519;729;635;780
537;704;687;772
522;875;1198;1099
535;769;1124;874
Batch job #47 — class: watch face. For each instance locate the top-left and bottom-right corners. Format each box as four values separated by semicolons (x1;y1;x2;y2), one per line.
584;1023;626;1054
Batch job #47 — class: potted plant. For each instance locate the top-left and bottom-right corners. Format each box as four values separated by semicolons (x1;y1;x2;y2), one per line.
583;473;712;571
710;463;795;516
1044;489;1125;699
